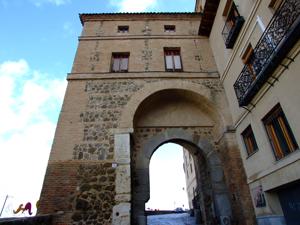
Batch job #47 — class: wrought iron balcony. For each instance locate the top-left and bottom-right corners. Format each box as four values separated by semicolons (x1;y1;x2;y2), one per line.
233;0;300;107
222;16;245;49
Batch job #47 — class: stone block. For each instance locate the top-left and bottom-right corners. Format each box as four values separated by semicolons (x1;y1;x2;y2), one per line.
115;194;131;203
116;165;131;194
114;133;130;164
112;203;131;225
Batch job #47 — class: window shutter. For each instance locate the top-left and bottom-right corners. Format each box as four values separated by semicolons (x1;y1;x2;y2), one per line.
120;57;128;71
174;55;182;69
165;55;173;69
113;58;120;72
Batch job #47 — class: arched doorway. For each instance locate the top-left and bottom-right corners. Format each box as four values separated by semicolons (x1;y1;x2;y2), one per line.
130;89;233;225
131;129;232;225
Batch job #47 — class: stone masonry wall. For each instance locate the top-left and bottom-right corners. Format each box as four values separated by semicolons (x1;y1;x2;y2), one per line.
39;77;226;225
39;162;116;225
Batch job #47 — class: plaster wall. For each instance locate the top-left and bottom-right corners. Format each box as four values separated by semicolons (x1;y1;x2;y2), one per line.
209;0;300;222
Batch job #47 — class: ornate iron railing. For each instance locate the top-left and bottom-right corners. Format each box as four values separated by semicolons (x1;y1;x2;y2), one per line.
233;0;300;106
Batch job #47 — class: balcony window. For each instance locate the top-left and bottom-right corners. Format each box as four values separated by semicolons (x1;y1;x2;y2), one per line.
263;104;298;160
242;43;257;80
241;125;258;156
222;1;245;49
164;48;182;72
111;53;129;72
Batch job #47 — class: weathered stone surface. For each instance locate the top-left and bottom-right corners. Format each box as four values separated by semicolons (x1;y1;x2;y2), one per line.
71;163;116;225
114;133;131;164
115;165;131;195
112;203;131;225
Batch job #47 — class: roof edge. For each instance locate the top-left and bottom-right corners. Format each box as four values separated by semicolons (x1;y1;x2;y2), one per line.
79;12;202;25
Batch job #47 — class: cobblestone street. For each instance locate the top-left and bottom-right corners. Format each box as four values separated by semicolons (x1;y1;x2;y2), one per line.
147;213;196;225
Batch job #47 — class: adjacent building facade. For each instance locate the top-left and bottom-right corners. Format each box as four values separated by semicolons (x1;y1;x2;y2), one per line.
183;149;197;210
197;0;300;224
37;0;299;225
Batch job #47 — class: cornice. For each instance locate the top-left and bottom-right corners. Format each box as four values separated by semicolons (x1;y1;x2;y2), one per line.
79;12;202;25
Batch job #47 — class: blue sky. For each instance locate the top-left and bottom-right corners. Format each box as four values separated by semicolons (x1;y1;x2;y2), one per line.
0;0;195;217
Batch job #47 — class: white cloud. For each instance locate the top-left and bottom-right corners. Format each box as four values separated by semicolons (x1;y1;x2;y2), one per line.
0;59;67;217
30;0;70;7
110;0;157;12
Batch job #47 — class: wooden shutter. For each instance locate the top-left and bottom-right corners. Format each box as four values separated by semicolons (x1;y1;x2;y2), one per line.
120;57;128;71
112;57;120;72
165;55;173;70
174;55;182;70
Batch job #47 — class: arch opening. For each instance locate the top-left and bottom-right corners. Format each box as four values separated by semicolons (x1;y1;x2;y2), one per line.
146;143;189;211
131;133;232;225
130;88;233;225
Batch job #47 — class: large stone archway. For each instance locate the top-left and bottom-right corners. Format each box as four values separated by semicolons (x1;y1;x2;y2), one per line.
112;86;254;225
132;129;232;225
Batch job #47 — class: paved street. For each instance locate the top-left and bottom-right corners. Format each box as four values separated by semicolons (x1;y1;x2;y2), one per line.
147;213;196;225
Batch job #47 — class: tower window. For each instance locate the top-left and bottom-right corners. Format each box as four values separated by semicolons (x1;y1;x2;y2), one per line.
164;48;182;72
118;26;129;33
164;25;176;32
263;104;298;160
111;53;129;72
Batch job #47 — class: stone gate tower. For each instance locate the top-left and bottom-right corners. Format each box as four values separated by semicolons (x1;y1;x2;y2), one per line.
38;12;256;225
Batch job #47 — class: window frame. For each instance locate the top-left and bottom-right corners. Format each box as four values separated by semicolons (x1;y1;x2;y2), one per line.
164;47;183;72
225;2;241;30
241;125;259;157
164;25;176;33
222;0;233;17
262;104;298;160
117;25;129;33
242;43;257;80
111;52;130;73
269;0;283;11
221;0;245;49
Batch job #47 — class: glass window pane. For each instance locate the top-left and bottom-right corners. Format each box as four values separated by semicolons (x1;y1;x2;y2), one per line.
120;57;128;71
174;55;182;69
166;55;173;69
113;58;120;71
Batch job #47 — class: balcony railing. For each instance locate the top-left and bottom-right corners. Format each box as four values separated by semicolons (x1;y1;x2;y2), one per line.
233;0;300;107
222;16;245;49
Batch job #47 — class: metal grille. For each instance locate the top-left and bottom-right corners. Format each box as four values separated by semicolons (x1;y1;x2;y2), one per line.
233;0;300;106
